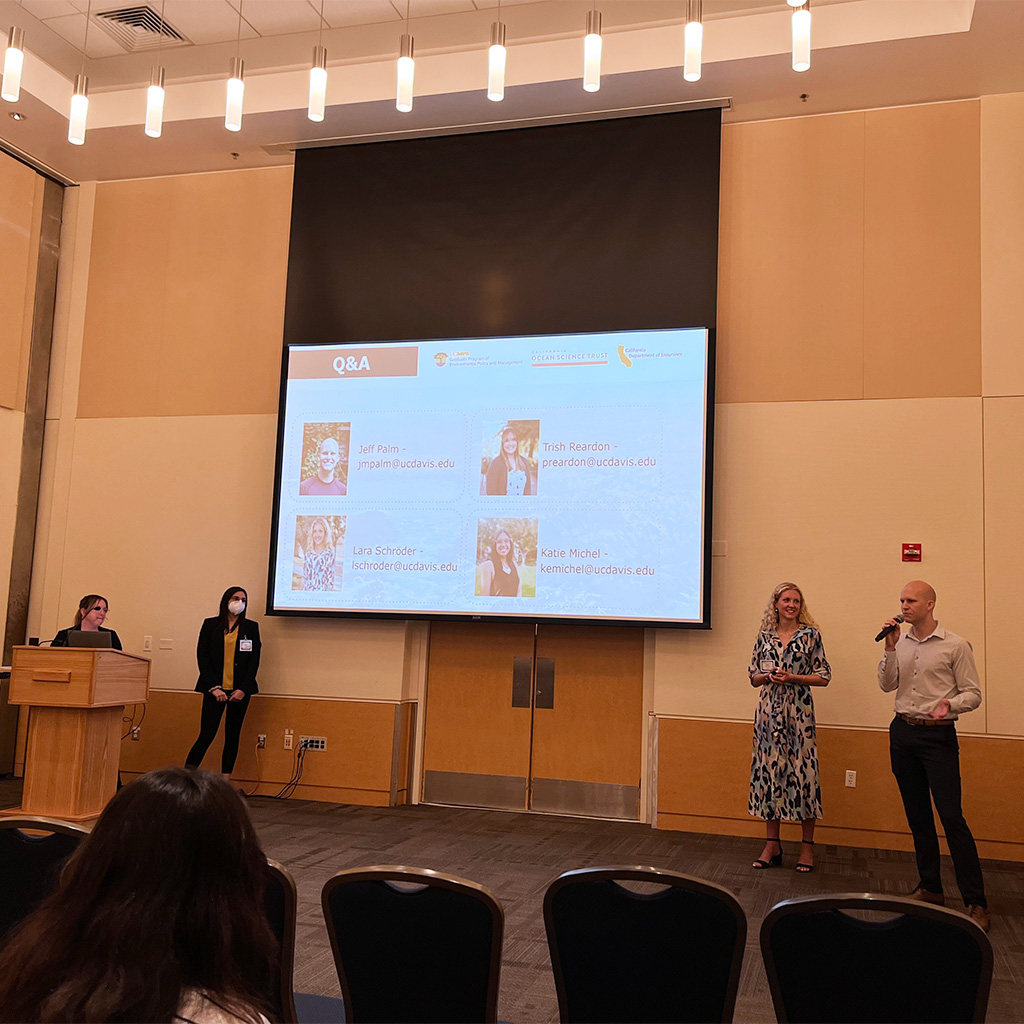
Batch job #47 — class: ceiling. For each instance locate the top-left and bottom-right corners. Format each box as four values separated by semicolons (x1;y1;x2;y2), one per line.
0;0;1022;183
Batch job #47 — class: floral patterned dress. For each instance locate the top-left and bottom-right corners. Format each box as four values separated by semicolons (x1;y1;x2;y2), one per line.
302;548;336;591
748;625;831;821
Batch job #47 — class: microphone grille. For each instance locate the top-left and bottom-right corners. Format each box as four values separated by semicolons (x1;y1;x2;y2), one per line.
895;614;905;623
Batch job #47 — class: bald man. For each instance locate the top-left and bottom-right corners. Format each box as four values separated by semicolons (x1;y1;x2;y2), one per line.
878;581;988;931
299;437;347;496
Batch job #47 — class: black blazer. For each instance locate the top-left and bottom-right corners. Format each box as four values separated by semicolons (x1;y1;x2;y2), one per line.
51;626;123;650
195;617;260;695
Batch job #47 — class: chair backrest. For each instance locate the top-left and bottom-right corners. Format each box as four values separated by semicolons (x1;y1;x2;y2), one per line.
543;866;747;1024
760;893;993;1023
0;816;89;940
321;864;503;1024
264;858;298;1024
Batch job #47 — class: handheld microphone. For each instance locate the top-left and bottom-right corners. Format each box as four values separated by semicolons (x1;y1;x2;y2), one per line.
874;614;905;643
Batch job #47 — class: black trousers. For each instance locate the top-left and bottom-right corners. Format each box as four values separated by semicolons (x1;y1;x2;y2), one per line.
889;716;986;907
185;691;251;774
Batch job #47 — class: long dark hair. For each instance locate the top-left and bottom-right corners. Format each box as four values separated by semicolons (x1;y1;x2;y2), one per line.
489;529;516;572
0;768;277;1023
217;585;248;631
72;594;107;627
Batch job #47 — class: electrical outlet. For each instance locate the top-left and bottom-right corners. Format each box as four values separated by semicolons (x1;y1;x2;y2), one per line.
283;730;293;750
158;638;173;650
845;770;857;788
131;727;141;741
299;735;327;751
143;635;152;652
257;734;266;749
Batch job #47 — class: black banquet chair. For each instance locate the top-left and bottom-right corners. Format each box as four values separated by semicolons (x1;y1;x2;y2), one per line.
321;864;503;1024
760;892;993;1023
264;859;347;1024
543;866;747;1023
0;816;89;940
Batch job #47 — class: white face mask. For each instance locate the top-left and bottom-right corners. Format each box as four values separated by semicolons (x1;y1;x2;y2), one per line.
228;599;246;616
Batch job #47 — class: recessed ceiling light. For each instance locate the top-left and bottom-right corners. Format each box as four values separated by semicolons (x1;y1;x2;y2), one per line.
9;110;27;120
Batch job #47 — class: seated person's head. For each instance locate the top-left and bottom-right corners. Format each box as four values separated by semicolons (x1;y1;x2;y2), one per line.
0;767;277;1024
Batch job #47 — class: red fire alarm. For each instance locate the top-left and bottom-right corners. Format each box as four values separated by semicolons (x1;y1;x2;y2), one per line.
902;543;922;562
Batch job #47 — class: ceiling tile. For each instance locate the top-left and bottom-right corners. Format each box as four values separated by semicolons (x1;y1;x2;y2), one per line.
321;1;402;29
240;0;324;36
159;0;261;45
41;12;128;57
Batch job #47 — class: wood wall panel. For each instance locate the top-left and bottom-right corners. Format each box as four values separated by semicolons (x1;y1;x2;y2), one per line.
656;717;1024;860
0;152;40;412
717;113;865;404
118;689;408;804
863;101;981;399
982;398;1024;734
981;93;1024;397
78;167;292;419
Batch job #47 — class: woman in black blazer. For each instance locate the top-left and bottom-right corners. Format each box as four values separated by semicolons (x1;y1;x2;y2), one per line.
50;594;123;649
185;586;260;779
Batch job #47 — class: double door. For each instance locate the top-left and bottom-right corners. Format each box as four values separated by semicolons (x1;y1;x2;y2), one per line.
422;621;644;819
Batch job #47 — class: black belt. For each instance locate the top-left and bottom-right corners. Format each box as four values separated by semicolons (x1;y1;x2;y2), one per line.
896;712;953;727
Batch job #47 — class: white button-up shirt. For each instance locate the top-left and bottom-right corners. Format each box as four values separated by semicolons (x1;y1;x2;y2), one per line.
877;624;982;720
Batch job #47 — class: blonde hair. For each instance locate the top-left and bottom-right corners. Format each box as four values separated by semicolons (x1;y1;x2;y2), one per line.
306;516;334;552
758;581;817;633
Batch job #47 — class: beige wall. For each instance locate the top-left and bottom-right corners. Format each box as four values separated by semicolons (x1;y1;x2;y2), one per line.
19;96;1024;836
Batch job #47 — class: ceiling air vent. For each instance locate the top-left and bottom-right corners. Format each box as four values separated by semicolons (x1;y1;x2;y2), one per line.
94;6;189;52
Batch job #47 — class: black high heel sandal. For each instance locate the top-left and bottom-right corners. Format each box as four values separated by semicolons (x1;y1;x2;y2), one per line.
752;842;783;869
795;840;815;873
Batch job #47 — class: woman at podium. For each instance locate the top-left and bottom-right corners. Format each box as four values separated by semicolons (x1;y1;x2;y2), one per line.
185;586;260;780
49;594;123;649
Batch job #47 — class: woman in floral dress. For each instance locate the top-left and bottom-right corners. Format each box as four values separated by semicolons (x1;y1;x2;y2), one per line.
749;581;831;872
302;516;336;591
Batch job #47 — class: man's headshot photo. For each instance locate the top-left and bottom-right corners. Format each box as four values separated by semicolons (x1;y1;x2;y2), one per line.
299;423;351;496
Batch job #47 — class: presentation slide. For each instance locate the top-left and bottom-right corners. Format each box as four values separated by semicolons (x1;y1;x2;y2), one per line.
269;329;711;625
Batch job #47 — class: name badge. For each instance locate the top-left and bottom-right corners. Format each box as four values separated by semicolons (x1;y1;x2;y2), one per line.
240;639;253;652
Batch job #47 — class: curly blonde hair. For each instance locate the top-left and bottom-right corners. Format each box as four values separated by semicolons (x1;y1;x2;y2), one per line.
306;516;334;552
758;581;817;633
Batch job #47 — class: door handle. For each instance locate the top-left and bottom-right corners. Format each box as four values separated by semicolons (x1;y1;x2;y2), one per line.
511;656;531;708
535;657;555;709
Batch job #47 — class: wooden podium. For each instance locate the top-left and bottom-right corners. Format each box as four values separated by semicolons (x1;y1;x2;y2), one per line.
4;646;151;822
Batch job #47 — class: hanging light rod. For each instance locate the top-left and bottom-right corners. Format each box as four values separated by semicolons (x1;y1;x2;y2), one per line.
487;20;506;102
145;0;166;138
2;26;25;103
308;0;327;122
68;0;92;144
583;9;602;93
684;0;703;83
792;0;811;72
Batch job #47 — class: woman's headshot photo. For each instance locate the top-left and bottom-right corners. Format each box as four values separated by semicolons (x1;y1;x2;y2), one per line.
299;422;351;496
481;420;539;496
475;518;538;598
292;515;345;591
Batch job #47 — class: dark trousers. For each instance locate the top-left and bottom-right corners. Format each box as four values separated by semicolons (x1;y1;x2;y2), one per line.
186;691;251;774
889;716;986;907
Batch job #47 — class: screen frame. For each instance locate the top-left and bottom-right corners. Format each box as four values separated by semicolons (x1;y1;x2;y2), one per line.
265;329;715;629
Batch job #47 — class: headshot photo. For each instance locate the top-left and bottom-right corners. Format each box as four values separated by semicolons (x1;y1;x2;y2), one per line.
481;419;539;496
292;515;346;592
299;422;351;496
474;517;538;598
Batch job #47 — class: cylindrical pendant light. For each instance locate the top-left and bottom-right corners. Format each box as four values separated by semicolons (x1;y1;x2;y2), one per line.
68;73;88;144
683;0;703;82
308;44;327;121
145;65;165;137
225;55;244;131
792;0;811;72
396;33;414;112
583;9;601;93
487;21;506;102
2;26;25;102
